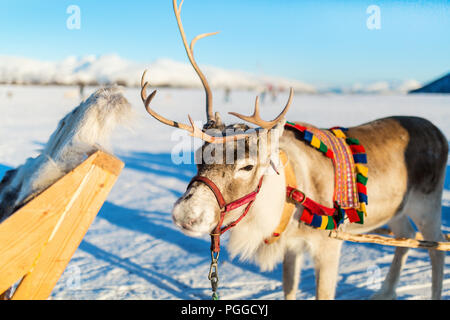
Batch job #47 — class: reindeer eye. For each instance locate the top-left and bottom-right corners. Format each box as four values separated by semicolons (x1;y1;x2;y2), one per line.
239;165;254;171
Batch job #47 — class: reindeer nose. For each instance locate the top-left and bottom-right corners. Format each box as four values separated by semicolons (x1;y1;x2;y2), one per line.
172;213;196;230
172;200;217;236
180;218;195;229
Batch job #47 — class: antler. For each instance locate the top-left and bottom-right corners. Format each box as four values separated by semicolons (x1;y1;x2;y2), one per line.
141;0;294;144
173;0;218;123
229;88;294;129
140;70;191;132
141;70;255;144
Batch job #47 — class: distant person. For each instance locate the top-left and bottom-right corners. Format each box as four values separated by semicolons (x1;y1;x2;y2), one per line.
267;83;277;102
259;89;267;104
79;83;85;100
224;87;231;103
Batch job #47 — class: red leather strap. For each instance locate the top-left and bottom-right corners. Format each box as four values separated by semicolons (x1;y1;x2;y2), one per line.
188;174;264;253
286;186;335;216
224;177;264;212
188;175;226;209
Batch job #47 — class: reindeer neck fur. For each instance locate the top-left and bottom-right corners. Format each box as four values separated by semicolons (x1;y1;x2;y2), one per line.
226;149;286;269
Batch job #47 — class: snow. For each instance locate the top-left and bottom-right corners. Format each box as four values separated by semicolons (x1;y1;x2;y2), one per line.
0;85;449;300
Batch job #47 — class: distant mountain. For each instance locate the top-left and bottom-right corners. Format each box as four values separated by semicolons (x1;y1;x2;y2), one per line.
323;79;422;95
0;54;427;95
0;54;316;93
409;73;450;94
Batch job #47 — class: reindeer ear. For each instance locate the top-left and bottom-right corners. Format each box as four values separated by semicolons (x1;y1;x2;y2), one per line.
202;112;225;131
269;118;286;140
263;119;285;160
255;118;285;146
214;112;223;126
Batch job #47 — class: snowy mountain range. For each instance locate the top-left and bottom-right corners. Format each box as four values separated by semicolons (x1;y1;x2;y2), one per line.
323;79;422;95
0;54;422;94
0;54;316;93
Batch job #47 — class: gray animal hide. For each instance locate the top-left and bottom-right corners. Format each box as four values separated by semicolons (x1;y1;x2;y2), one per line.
0;87;132;222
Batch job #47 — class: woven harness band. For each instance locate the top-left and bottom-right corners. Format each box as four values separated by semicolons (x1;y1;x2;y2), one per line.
187;174;265;253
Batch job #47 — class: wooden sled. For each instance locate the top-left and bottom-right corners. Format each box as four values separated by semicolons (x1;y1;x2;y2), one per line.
0;151;124;300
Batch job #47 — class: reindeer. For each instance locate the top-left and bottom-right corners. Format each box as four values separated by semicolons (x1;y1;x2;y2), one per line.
141;0;448;300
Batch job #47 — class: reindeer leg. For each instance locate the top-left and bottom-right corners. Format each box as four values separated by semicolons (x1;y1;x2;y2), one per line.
313;236;342;300
427;240;445;300
371;215;415;300
409;200;445;300
282;248;303;300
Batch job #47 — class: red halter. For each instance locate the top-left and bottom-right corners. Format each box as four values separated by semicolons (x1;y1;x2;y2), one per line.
187;175;265;253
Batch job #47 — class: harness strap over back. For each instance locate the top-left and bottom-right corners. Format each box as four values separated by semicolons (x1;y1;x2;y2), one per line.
283;122;369;230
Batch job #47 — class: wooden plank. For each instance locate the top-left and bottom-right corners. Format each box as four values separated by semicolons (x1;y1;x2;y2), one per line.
371;227;450;241
329;230;450;251
92;151;124;176
11;151;123;300
0;153;98;294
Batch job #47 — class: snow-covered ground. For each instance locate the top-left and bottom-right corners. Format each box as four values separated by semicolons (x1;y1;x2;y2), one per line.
0;85;449;300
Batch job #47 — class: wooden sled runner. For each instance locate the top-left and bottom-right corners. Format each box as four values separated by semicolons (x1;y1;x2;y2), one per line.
0;151;124;300
330;229;450;251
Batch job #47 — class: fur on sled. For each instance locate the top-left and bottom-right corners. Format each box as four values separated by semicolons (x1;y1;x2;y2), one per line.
0;86;132;222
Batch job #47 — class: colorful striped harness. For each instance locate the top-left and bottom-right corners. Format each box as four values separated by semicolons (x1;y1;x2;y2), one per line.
283;121;368;230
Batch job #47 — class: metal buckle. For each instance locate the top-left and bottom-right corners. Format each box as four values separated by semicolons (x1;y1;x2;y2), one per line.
289;188;306;204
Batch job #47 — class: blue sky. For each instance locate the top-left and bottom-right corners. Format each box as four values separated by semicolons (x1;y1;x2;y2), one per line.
0;0;449;87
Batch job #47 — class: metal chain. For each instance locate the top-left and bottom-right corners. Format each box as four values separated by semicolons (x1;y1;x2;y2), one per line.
208;251;220;300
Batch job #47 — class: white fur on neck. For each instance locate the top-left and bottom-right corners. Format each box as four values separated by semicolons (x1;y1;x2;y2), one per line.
227;151;288;271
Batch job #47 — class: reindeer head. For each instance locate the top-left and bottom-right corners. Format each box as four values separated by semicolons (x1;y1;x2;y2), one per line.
141;0;293;237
